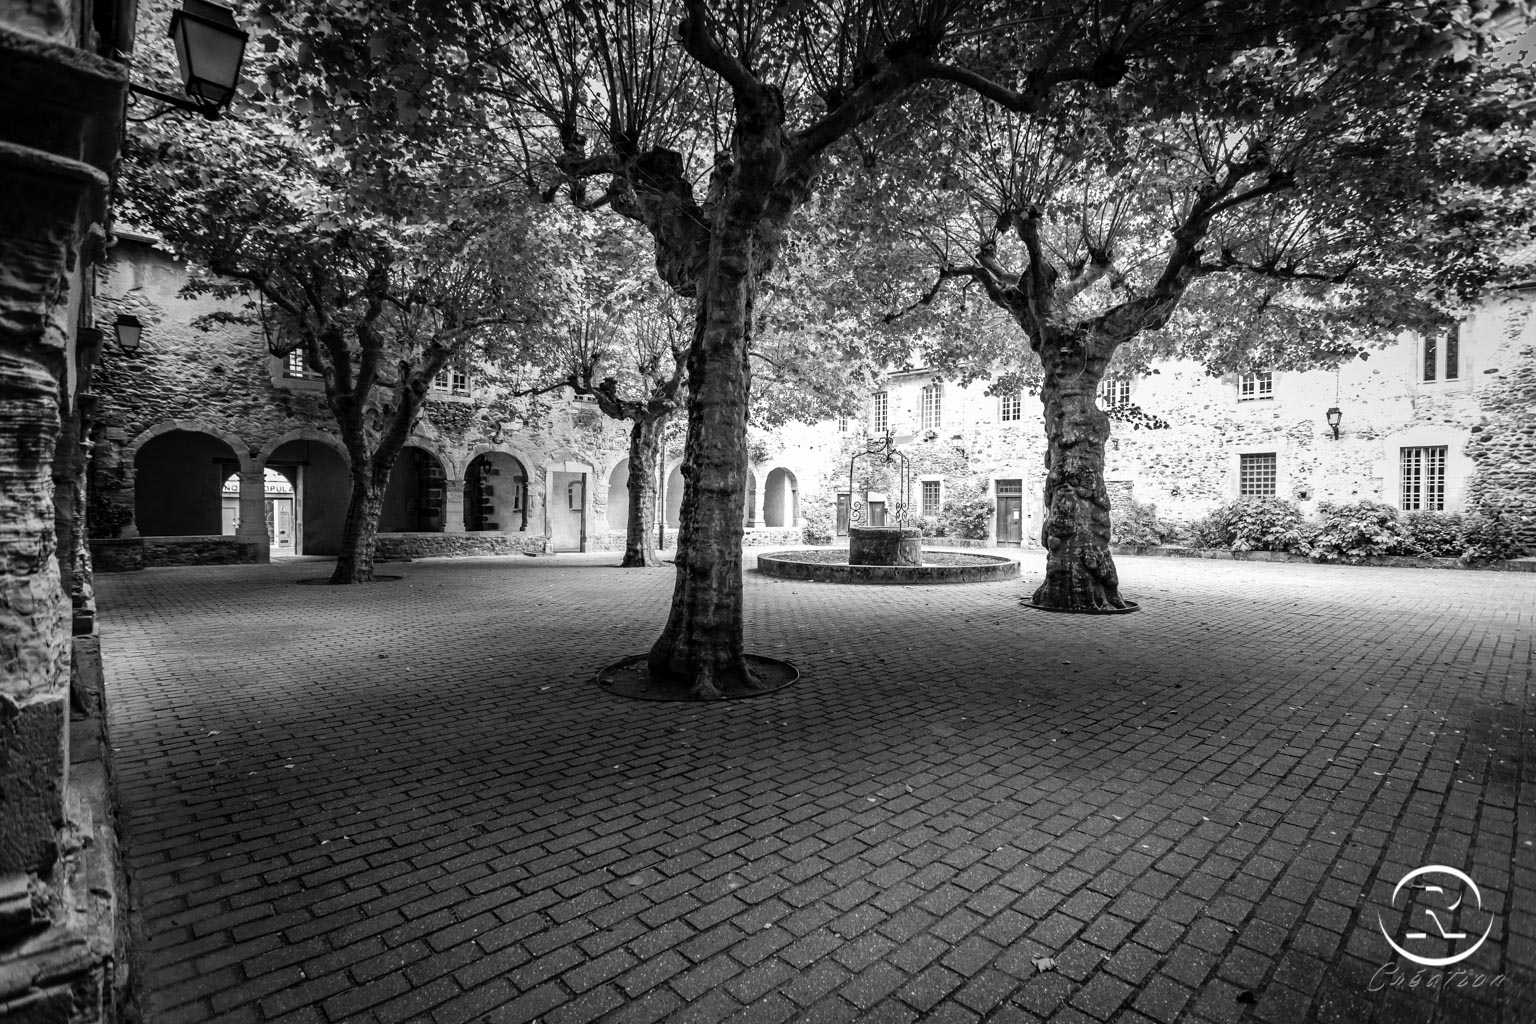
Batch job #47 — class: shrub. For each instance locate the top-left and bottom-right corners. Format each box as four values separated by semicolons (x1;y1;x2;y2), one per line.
917;514;943;538
1402;510;1464;557
1110;500;1169;547
1460;512;1524;562
1221;497;1309;553
1183;511;1228;550
940;480;993;540
1309;501;1416;562
800;494;834;545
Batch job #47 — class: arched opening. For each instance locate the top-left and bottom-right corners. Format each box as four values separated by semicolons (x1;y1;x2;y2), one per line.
381;445;447;533
607;458;630;532
764;468;799;527
464;452;529;532
221;468;296;554
134;430;240;536
549;465;589;552
665;464;684;527
267;438;350;555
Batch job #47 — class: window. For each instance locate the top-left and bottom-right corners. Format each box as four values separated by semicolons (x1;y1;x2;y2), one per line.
872;392;888;433
1401;446;1447;510
567;480;584;510
999;392;1022;421
922;480;941;514
432;365;470;396
1423;326;1461;382
284;350;319;379
1099;376;1131;407
1239;453;1277;497
837;414;849;433
1237;371;1273;401
921;382;943;430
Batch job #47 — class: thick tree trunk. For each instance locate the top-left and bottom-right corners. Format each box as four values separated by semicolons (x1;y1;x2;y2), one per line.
331;471;385;584
621;417;664;567
648;269;756;699
1031;331;1129;611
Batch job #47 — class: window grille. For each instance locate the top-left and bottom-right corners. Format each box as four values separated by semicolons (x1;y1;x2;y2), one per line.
995;479;1023;497
999;392;1022;421
432;365;470;396
1237;372;1273;401
1401;446;1447;511
922;480;941;513
921;383;943;430
284;350;318;378
872;392;888;432
1099;377;1131;407
1239;453;1277;497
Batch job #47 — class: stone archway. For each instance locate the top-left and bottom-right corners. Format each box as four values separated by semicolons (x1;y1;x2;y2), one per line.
764;467;799;527
381;444;448;533
664;462;684;528
463;451;530;532
133;427;247;536
264;434;350;555
608;458;631;532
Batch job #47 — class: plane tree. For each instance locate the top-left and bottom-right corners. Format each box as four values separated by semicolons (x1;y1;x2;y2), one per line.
117;6;576;583
248;0;1536;686
469;0;1326;697
871;39;1536;611
504;272;692;568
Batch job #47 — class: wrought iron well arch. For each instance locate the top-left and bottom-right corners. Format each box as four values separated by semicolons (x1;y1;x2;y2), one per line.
848;429;913;527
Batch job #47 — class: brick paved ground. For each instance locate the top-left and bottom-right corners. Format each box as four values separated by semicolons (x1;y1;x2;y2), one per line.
95;551;1536;1024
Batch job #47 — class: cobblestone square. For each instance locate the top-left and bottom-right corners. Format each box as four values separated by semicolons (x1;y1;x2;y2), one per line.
96;553;1535;1023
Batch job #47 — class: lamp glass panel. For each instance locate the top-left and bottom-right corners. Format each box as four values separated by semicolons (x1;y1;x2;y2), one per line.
116;318;142;351
178;18;246;104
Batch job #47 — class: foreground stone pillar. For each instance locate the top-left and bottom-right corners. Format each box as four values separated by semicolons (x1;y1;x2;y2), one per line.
2;11;132;1024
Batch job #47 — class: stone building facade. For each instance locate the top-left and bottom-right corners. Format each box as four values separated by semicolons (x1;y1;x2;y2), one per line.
1;1;133;1021
799;288;1536;552
86;237;813;566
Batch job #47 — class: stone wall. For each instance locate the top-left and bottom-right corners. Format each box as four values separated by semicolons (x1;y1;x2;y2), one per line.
1464;292;1536;549
90;242;825;559
375;531;549;560
800;296;1536;553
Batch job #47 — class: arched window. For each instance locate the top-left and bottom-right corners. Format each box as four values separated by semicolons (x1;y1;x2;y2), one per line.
568;479;584;510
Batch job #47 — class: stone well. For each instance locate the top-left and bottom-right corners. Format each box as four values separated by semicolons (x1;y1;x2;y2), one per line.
848;525;923;566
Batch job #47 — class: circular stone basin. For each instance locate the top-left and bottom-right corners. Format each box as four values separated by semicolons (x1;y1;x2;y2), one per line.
756;548;1019;585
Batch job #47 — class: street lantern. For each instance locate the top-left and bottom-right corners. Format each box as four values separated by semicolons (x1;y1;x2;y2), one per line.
114;314;143;353
128;1;249;120
168;0;249;114
1325;406;1342;439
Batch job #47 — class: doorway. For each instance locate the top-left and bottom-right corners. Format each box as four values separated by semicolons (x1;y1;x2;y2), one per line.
551;470;587;551
996;479;1023;546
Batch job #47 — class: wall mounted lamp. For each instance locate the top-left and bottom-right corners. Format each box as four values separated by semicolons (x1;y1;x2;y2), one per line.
114;314;143;353
1325;406;1342;440
127;1;249;121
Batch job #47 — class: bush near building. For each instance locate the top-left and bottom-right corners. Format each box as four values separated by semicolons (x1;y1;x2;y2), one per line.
1116;496;1527;564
